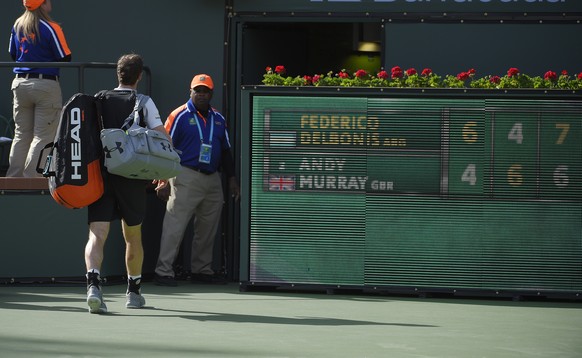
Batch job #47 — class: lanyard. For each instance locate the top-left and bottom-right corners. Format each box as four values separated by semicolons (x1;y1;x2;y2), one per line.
194;111;214;145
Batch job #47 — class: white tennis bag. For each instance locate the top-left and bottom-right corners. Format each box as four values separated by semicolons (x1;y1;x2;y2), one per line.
100;94;182;180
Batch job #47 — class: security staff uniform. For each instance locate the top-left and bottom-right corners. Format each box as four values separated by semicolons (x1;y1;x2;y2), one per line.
156;98;235;277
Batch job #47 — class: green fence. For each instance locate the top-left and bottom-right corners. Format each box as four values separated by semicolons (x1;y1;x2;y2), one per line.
240;88;582;298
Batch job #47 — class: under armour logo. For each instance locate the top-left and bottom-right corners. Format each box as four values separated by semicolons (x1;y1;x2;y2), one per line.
103;141;124;158
160;142;172;152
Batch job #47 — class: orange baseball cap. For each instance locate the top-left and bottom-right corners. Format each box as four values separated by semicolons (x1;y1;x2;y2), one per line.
191;74;214;90
23;0;44;11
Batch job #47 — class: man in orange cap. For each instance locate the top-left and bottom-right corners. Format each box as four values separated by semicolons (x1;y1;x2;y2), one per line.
154;74;240;286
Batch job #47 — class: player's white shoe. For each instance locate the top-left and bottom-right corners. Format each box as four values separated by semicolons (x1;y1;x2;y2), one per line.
126;292;145;309
87;285;107;314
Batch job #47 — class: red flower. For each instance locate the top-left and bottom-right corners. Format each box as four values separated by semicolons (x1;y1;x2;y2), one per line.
578;72;582;80
391;66;403;79
355;69;367;78
313;74;321;83
265;66;272;73
561;70;568;76
544;71;557;81
338;70;349;79
405;68;417;76
507;67;520;77
490;75;501;84
457;72;470;81
421;68;432;76
303;75;312;84
274;65;286;75
377;70;389;79
468;68;476;75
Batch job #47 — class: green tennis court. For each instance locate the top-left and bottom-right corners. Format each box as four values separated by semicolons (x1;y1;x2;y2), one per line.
1;282;580;357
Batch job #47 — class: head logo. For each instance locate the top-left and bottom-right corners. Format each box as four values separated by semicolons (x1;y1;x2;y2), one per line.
70;107;82;180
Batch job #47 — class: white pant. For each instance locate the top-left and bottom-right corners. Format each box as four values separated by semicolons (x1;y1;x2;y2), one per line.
8;76;62;177
155;167;224;277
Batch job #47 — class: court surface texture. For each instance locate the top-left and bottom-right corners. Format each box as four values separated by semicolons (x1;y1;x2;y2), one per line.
0;282;580;357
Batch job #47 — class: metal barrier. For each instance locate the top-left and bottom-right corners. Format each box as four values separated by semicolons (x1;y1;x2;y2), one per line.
0;62;151;94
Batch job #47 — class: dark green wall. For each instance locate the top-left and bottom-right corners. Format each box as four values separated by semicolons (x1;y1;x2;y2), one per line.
384;23;582;78
1;0;226;122
2;0;582;281
0;0;229;280
0;194;126;278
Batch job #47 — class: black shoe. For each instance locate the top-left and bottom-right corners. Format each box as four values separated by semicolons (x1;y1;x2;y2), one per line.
190;273;227;285
154;274;177;287
175;270;192;281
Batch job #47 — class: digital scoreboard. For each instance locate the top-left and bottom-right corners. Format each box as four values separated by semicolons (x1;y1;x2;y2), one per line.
254;96;581;199
241;90;582;295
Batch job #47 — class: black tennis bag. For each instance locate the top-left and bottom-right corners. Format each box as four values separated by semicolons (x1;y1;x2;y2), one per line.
38;93;104;209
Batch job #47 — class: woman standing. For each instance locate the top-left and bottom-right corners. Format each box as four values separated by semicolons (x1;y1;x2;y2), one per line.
8;0;71;177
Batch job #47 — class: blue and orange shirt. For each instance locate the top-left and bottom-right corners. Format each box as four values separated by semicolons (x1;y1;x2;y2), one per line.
165;99;232;174
9;19;72;76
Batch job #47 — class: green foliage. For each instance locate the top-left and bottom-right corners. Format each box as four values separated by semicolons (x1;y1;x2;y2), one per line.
470;76;498;89
498;74;534;89
316;71;342;87
404;74;422;88
427;74;442;88
262;66;582;90
368;77;390;87
442;75;465;88
262;72;285;86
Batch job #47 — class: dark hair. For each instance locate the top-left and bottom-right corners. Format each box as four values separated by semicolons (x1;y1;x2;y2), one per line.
116;53;143;85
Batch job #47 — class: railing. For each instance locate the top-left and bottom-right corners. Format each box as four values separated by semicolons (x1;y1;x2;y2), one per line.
0;61;153;182
0;62;152;94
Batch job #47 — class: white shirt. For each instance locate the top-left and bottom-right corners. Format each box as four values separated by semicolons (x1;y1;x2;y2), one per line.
114;86;163;129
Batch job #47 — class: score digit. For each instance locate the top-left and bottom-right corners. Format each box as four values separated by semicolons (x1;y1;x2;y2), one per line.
508;123;523;144
555;123;570;145
553;165;569;187
462;122;479;143
507;164;523;186
461;164;477;186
